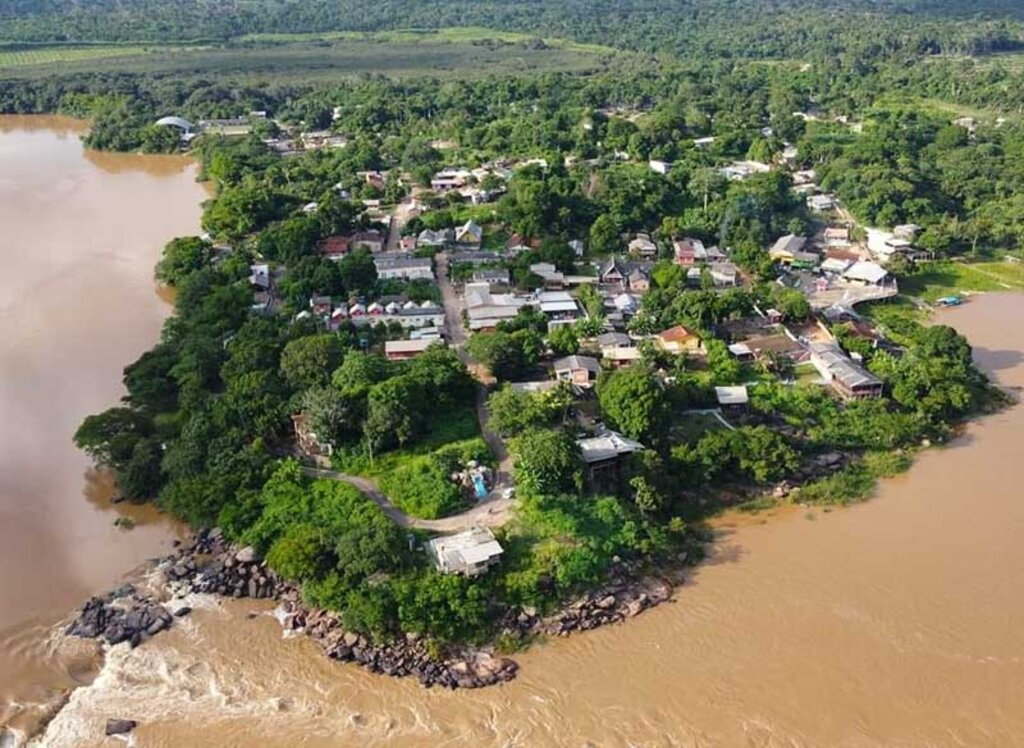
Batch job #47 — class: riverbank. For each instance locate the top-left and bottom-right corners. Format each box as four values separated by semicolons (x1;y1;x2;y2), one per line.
61;526;681;706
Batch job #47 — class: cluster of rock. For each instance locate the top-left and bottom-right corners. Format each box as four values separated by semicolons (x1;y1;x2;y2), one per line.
280;595;518;689
65;584;180;647
65;530;681;693
495;561;677;639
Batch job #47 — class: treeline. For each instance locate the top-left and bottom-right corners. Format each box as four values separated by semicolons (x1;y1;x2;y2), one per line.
3;0;1024;62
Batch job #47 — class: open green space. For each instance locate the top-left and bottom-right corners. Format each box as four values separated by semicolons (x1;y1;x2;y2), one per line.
0;35;610;81
899;260;1024;302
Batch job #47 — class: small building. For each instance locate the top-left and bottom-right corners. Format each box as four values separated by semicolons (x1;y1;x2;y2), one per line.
597;331;632;348
374;254;434;281
673;237;704;266
510;380;561;394
351;230;385;254
727;342;755;363
249;263;271;291
530;262;565;289
824;226;851;247
472;268;511;287
317;235;351;259
710;262;739;287
715;385;750;409
810;343;884;400
310;294;333;316
843;261;889;287
553;355;602;386
628;233;658;259
537;290;583;329
626;267;651;292
807;194;836;212
425;527;504;576
455;220;483;249
578;430;645;481
417;228;453;249
820;257;853;275
769;234;808;264
602;346;643;367
598;258;629;287
385;339;438;361
656;325;702;354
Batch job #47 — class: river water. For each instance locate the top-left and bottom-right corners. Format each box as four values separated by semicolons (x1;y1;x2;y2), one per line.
0;116;205;740
3;118;1023;747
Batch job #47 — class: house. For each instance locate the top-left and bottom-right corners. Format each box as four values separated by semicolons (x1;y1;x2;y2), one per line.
715;385;749;409
465;282;529;331
649;159;670;175
824;226;850;247
742;332;807;362
608;292;641;319
350;230;385;253
538;291;584;329
628;234;658;259
597;331;632;348
601;346;643;367
425;527;503;576
310;294;333;316
578;430;645;481
693;136;716;148
673;237;703;266
249;263;271;291
317;235;351;259
455;220;483;249
530;262;565;289
727;342;755;363
821;257;853;275
553;355;602;386
769;234;808;263
720;160;771;181
385;338;438;361
506;234;530;254
472;268;510;287
399;236;418;252
374;254;434;281
893;224;921;241
430;167;472;192
810;342;884;400
656;325;702;354
598;258;629;287
710;262;739;287
843;261;889;287
417;228;453;249
626;266;651;292
807;194;836;212
686;266;704;286
450;251;505;267
790;250;821;270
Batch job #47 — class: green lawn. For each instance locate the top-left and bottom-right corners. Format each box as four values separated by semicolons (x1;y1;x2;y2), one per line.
899;260;1024;302
672;412;726;444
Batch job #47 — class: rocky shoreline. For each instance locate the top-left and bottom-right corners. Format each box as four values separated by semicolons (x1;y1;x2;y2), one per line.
65;528;681;691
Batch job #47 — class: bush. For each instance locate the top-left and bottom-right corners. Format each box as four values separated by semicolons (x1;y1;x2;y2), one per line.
378;455;466;519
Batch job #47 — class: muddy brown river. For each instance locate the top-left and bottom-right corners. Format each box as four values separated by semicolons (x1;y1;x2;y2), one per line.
3;118;1023;747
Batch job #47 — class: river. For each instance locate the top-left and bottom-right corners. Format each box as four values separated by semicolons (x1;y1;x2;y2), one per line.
3;118;1024;747
0;116;206;741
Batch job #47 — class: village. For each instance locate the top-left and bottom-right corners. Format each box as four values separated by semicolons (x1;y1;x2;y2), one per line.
226;113;939;577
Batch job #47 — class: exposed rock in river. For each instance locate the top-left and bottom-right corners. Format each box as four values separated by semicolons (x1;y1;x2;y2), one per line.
65;528;679;690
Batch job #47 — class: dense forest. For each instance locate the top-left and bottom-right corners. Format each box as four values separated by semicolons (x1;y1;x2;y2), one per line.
3;0;1024;60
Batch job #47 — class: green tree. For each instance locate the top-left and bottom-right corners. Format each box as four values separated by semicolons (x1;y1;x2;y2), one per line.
155;236;212;287
588;214;620;256
510;428;582;496
596;365;669;442
280;334;345;391
548;325;580;356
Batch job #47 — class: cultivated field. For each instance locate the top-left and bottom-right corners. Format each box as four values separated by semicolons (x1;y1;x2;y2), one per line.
0;44;150;69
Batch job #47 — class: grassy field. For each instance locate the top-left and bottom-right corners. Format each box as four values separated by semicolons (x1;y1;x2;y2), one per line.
235;26;616;54
0;31;612;82
0;44;151;69
899;259;1024;302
